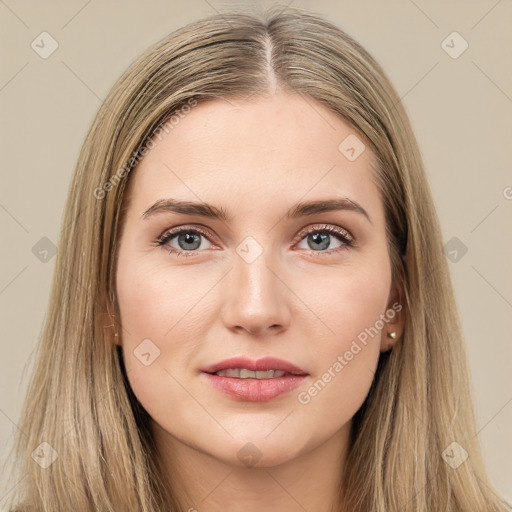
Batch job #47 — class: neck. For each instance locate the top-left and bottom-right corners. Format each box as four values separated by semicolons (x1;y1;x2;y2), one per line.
151;420;351;512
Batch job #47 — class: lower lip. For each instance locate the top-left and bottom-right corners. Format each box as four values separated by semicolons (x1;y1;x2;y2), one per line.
201;372;308;401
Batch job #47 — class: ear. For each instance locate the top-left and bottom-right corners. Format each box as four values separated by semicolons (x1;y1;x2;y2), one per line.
102;304;122;347
380;282;405;353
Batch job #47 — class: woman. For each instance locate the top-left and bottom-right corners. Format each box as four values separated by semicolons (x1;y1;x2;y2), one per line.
5;6;510;512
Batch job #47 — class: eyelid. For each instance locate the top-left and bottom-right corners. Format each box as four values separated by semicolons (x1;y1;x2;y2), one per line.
293;223;354;245
155;225;216;248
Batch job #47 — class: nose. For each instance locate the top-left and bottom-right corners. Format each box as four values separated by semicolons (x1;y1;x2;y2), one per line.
221;249;291;337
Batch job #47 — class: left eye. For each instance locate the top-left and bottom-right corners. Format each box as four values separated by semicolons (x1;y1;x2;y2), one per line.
296;227;353;253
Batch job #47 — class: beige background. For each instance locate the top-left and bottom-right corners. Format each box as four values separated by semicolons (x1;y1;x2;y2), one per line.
1;0;511;505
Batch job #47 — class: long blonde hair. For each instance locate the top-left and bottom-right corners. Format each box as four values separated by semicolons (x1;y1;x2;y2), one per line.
4;7;510;511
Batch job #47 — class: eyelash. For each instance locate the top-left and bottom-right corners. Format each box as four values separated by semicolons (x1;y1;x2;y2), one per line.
154;224;355;258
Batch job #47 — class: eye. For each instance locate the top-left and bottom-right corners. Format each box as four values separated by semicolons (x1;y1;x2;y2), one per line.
294;224;354;255
155;223;355;258
155;226;214;258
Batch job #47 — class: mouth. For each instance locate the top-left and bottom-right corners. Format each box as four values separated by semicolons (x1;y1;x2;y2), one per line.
200;356;309;401
208;368;300;378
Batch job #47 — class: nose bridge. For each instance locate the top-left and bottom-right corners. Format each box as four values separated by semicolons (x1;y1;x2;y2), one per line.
222;236;290;334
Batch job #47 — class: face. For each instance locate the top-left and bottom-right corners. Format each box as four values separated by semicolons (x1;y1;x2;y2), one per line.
115;92;403;468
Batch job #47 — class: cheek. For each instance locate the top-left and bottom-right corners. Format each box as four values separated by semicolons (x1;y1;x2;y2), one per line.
116;251;215;340
115;254;217;419
303;255;392;358
294;255;391;419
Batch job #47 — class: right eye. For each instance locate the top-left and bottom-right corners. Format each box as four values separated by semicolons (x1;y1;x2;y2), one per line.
155;226;215;257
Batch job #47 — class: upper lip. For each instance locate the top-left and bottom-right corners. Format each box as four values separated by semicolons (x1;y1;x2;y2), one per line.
201;356;308;375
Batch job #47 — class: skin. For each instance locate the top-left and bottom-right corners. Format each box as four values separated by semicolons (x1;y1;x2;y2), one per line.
115;92;404;512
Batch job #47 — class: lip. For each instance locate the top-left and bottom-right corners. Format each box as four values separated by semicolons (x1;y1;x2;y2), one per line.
200;356;309;402
201;356;308;375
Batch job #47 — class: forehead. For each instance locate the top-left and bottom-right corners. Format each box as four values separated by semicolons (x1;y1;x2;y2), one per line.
125;93;382;221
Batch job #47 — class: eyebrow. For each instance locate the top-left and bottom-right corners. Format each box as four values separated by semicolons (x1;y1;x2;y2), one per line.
141;197;371;224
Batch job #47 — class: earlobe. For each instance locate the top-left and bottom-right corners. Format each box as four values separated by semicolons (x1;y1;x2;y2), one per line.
112;326;121;346
380;289;406;352
381;330;400;352
102;305;122;346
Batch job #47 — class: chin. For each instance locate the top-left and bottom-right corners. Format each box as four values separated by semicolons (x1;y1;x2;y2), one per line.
228;443;302;469
211;429;311;469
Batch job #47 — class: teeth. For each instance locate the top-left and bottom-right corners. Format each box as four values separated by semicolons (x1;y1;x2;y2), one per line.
220;368;244;378
215;368;287;378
